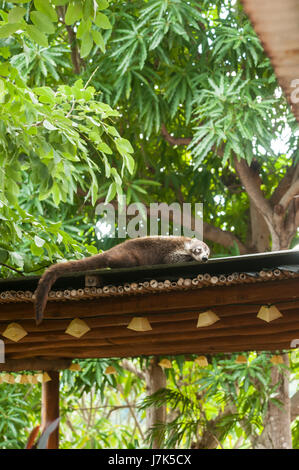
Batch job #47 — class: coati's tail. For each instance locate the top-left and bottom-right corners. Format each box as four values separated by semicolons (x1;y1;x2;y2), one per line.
34;265;59;325
34;255;107;325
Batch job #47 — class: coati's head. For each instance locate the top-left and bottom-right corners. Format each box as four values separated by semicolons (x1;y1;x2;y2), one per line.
186;238;210;263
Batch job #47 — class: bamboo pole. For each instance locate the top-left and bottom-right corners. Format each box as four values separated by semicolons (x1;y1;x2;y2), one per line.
0;278;298;321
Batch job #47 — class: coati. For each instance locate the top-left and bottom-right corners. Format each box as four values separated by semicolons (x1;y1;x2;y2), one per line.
34;236;210;325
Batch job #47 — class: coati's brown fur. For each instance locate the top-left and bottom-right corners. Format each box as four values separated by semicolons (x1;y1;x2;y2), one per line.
34;236;210;325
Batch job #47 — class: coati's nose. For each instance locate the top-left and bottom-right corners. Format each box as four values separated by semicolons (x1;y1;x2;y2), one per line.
201;256;208;263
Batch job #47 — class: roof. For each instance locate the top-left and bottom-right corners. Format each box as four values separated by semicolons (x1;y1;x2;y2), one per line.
0;250;299;360
241;0;299;122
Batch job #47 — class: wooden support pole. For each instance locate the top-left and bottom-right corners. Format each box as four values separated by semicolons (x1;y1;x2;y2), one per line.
41;370;60;449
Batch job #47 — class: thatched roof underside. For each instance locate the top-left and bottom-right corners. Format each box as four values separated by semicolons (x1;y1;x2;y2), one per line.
241;0;299;122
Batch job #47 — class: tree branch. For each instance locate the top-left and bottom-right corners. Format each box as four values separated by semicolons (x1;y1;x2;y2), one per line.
117;383;145;441
203;221;248;254
233;155;273;226
278;166;299;211
160;124;192;146
270;164;298;206
120;359;146;380
57;6;81;74
0;263;25;276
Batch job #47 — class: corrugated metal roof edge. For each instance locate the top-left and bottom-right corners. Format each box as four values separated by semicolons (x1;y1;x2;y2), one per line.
0;249;299;291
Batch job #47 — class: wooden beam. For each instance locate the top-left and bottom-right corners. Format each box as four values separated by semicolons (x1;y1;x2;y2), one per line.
5;327;299;359
41;371;60;449
7;340;295;359
4;325;299;353
0;278;298;358
2;307;299;352
1;301;299;334
0;358;71;372
2;305;299;359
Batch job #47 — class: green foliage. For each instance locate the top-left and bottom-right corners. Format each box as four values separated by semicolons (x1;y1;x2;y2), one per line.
140;352;296;448
0;63;135;273
0;0;111;52
10;42;71;86
0;381;41;449
0;0;298;265
59;358;146;448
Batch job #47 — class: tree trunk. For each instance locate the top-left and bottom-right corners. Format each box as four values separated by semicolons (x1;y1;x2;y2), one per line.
145;357;166;449
252;223;293;448
253;354;292;449
249;200;270;252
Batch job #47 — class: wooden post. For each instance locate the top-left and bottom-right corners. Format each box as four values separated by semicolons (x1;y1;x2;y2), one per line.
41;370;60;449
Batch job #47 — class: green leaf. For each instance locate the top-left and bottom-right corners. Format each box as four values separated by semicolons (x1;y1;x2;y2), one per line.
0;47;10;59
105;125;119;137
0;23;23;38
105;182;116;203
97;0;109;10
10;252;24;269
0;78;6;100
83;0;94;20
91;29;105;53
94;12;112;29
115;137;134;154
0;248;9;263
34;235;45;247
52;182;61;206
65;0;83;25
76;19;91;39
51;0;69;5
30;11;55;34
80;31;93;58
34;86;56;104
7;7;26;23
43;120;57;130
34;0;57;22
123;154;135;174
98;142;112;154
26;25;48;47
